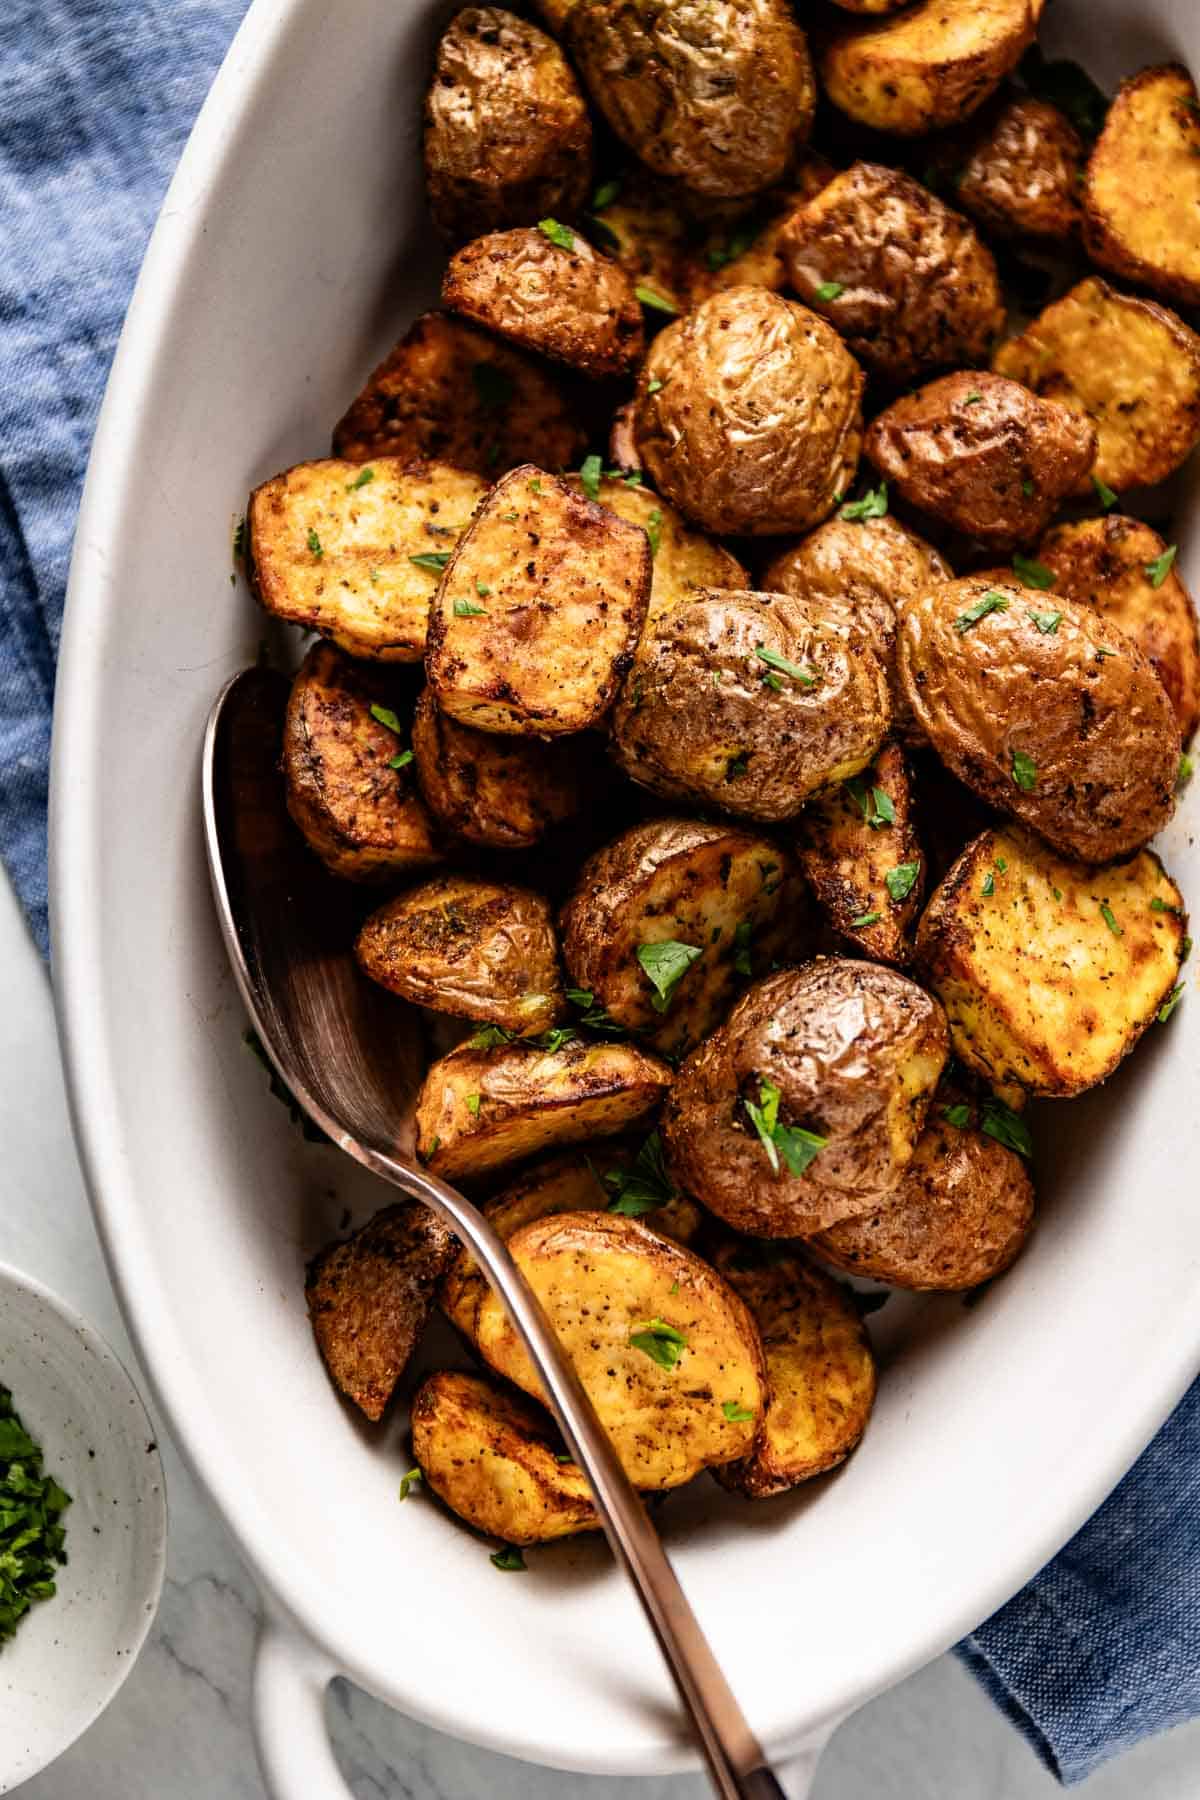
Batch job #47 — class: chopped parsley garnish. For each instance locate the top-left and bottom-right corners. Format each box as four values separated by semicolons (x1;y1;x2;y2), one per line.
726;751;750;781
1099;902;1123;937
409;551;451;572
471;362;514;410
306;527;323;560
636;940;703;1012
233;516;247;558
466;1024;514;1049
579;453;603;502
846;776;892;830
840;482;888;522
603;1131;675;1217
744;1076;827;1178
1011;552;1056;590
535;1026;578;1053
466;1093;482;1118
592;177;621;210
370;704;404;735
850;910;881;928
629;1319;687;1370
954;589;1009;633
538;217;576;251
1021;478;1034;499
398;1469;422;1502
1150;896;1172;913
528;477;542;494
942;1103;971;1129
1145;545;1178;588
0;1387;71;1646
646;507;663;557
1092;475;1118;510
815;280;844;301
755;644;816;686
732;919;754;976
346;466;375;491
453;596;488;617
490;1545;527;1571
1027;608;1062;634
1011;749;1038;792
1159;985;1185;1024
964;390;983;405
980;1097;1033;1159
646;377;665;395
996;856;1008;872
636;285;678;314
1179;752;1194;788
565;988;626;1036
476;579;491;598
885;861;920;902
981;871;995;897
388;749;414;770
722;1401;755;1423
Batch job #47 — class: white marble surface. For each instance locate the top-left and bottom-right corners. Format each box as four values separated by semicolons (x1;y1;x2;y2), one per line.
3;864;1200;1800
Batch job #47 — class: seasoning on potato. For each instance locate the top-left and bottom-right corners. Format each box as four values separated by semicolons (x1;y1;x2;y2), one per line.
410;689;583;850
796;741;924;966
1083;63;1200;307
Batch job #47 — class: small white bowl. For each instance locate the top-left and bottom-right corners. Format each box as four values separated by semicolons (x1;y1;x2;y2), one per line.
0;1262;166;1794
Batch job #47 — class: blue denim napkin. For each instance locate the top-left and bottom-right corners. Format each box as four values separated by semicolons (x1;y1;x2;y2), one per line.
2;2;1199;1785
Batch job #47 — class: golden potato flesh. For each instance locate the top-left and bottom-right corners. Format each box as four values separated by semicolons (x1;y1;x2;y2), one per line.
779;163;1004;387
410;689;582;849
425;464;650;736
355;876;566;1034
414;1038;672;1181
564;473;747;633
442;225;644;379
662;961;949;1238
473;1211;766;1489
411;1370;598;1544
559;818;806;1055
682;161;836;307
812;1087;1034;1291
992;278;1200;495
331;312;586;478
283;643;441;883
916;826;1187;1099
306;1203;455;1421
423;9;592;244
566;0;815;201
633;288;864;537
864;372;1096;552
609;589;890;823
820;0;1039;137
711;1245;877;1497
1083;64;1200;308
1037;516;1200;745
897;577;1179;865
950;96;1085;243
796;741;924;967
248;457;486;662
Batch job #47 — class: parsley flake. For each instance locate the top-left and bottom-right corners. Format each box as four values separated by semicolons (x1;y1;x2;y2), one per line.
815;280;845;301
1092;474;1118;510
744;1076;827;1177
591;177;621;210
636;940;703;1012
646;377;665;395
466;1024;514;1049
1159;985;1185;1024
732;920;753;976
1021;478;1034;498
579;453;603;502
388;749;414;770
603;1131;676;1217
490;1545;527;1571
1027;608;1061;634
1012;552;1056;590
1145;545;1178;588
636;285;678;315
870;787;896;828
726;751;750;782
0;1387;71;1647
1179;752;1194;788
885;861;920;902
629;1319;687;1369
409;551;451;572
346;466;375;491
646;507;662;557
942;1103;971;1128
954;589;1010;633
538;217;576;251
964;390;983;405
370;704;403;735
398;1469;422;1502
840;483;888;522
755;644;816;686
1099;902;1123;937
980;1097;1032;1159
1012;749;1038;792
454;596;488;617
722;1401;755;1423
850;910;881;927
306;527;323;560
981;871;995;897
466;1093;482;1118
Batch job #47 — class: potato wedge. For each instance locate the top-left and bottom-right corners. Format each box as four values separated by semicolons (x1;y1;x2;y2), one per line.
812;1086;1034;1290
559;818;805;1054
439;1142;703;1342
415;1037;672;1180
426;464;650;737
779;163;1004;387
472;1211;766;1488
662;962;949;1238
442;224;644;379
248;456;486;662
355;876;566;1034
796;741;924;966
819;0;1039;137
916;825;1187;1098
1083;64;1200;308
991;278;1200;495
331;312;586;478
711;1245;876;1497
424;8;592;244
410;689;583;849
610;589;891;822
411;1370;598;1544
1037;516;1200;744
897;576;1179;864
283;643;442;883
949;95;1085;243
306;1202;456;1420
864;372;1096;552
564;474;747;632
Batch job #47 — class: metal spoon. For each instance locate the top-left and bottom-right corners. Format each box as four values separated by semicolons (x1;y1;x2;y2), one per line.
202;666;787;1800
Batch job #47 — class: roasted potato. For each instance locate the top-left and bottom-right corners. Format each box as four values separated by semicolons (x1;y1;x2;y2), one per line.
682;161;836;306
566;0;815;202
779;163;1004;387
410;689;583;849
472;1210;766;1488
425;464;650;736
633;288;864;537
991;278;1200;496
1083;64;1200;308
1037;517;1200;744
424;9;592;245
864;372;1096;552
559;818;805;1054
711;1245;877;1497
564;474;747;632
819;0;1039;137
355;876;566;1034
411;1370;598;1543
248;456;486;662
283;643;441;883
439;1143;703;1342
442;224;644;379
916;825;1187;1098
609;589;891;822
662;961;949;1237
306;1202;456;1420
331;312;586;478
414;1037;672;1180
897;576;1180;864
945;95;1085;242
811;1086;1034;1291
796;741;924;966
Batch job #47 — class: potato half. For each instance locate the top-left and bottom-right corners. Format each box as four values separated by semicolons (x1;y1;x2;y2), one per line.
563;474;748;634
916;826;1187;1098
949;96;1085;243
248;456;486;662
410;689;583;849
796;741;924;966
1083;64;1200;308
355;876;566;1034
411;1369;598;1543
473;1210;767;1488
711;1245;877;1497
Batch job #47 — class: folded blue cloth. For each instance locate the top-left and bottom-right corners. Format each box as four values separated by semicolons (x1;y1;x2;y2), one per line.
2;3;1199;1785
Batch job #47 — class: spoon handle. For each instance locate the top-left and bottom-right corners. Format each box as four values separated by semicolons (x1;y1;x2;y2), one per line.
360;1145;785;1800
